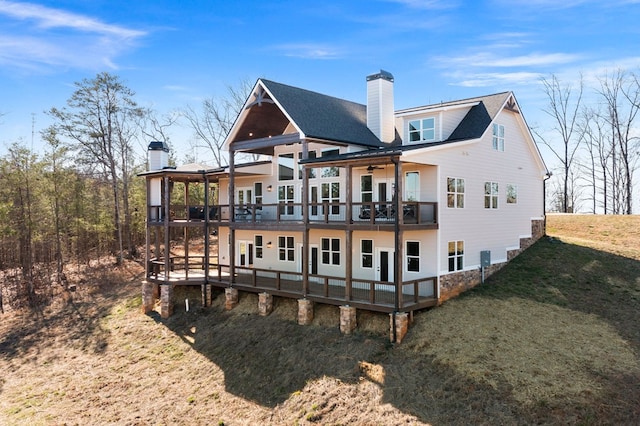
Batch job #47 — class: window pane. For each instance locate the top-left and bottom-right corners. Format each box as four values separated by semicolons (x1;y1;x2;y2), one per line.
361;175;372;191
406;241;419;256
322;252;330;264
448;241;456;256
322;238;329;250
256;248;263;259
457;194;464;208
447;193;455;208
447;178;455;193
457;179;464;193
331;238;340;251
287;236;294;248
255;235;262;246
407;257;420;272
279;236;285;247
362;254;372;268
332;253;340;265
278;153;294;180
457;241;464;254
362;239;372;253
448;257;455;272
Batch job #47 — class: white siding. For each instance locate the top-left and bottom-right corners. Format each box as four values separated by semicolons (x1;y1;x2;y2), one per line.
405;109;544;274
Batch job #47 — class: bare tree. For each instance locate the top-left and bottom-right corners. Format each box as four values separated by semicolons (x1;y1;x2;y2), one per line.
597;70;640;214
535;74;584;213
181;79;253;167
48;72;145;264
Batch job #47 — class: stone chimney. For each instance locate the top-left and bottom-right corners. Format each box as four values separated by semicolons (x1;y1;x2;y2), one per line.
366;70;395;143
148;141;170;170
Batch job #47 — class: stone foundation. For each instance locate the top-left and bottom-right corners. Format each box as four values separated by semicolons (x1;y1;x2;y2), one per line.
160;285;173;319
225;287;239;310
439;218;546;304
390;312;409;343
339;305;357;334
258;292;273;316
141;281;156;314
298;299;314;325
202;284;212;307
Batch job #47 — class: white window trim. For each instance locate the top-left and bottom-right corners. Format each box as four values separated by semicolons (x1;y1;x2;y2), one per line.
448;240;464;272
484;181;499;209
408;117;436;143
277;235;295;263
506;183;518;204
492;123;505;152
447;177;465;209
405;240;420;273
321;237;341;266
361;239;373;269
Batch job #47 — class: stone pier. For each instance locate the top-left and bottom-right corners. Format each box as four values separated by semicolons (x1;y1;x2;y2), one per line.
225;287;239;310
390;312;409;343
160;284;174;319
297;299;314;325
202;284;212;307
141;281;156;314
339;305;357;334
258;292;273;316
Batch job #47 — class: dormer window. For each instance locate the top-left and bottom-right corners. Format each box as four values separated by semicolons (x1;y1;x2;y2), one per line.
408;117;435;142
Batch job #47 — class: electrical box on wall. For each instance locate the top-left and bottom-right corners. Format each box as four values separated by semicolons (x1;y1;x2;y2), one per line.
481;250;491;267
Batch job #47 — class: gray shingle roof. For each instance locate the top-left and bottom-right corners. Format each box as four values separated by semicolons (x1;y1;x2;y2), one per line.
446;92;511;142
260;79;385;147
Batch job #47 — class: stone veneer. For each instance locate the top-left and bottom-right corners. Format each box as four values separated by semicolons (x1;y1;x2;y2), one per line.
439;218;545;304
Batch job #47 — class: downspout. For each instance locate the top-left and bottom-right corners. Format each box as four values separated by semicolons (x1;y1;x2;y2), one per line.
543;172;552;236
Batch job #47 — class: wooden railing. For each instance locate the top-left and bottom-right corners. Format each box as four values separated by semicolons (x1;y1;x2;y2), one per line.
148;201;437;226
147;257;437;310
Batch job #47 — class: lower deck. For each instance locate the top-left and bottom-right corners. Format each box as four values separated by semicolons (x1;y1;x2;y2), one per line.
147;258;438;313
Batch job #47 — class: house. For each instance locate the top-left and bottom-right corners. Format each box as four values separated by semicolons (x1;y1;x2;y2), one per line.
139;71;548;342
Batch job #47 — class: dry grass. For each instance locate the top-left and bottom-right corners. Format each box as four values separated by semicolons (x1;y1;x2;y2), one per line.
1;214;639;425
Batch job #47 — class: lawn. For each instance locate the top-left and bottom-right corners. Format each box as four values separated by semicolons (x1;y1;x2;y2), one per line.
0;214;638;425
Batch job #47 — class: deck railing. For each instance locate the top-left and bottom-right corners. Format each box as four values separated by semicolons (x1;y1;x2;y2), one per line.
148;202;437;226
147;256;437;310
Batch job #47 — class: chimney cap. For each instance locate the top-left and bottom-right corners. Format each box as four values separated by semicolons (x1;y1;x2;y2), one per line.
148;141;170;152
366;69;394;82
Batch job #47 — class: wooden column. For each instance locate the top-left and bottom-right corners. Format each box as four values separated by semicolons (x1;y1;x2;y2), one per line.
345;165;352;301
204;175;210;282
163;175;171;281
301;140;309;297
393;158;403;311
229;148;236;284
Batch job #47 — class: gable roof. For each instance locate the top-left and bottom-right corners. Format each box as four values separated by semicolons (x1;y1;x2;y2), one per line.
446;92;511;142
259;79;385;147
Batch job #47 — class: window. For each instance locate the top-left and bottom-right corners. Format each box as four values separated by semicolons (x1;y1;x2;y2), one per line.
278;184;295;215
321;149;340;177
255;235;263;259
405;171;420;201
278;153;294;180
406;241;420;272
361;175;372;202
409;117;435;142
361;239;373;268
492;124;505;151
321;237;340;265
506;184;517;204
447;177;465;208
254;183;262;209
448;241;464;272
298;150;317;179
278;236;294;262
321;182;340;215
484;182;499;209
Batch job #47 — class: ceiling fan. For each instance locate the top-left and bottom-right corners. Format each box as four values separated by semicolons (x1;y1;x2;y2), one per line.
367;165;383;173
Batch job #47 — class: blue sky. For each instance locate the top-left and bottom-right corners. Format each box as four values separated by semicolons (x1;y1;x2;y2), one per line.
1;0;639;164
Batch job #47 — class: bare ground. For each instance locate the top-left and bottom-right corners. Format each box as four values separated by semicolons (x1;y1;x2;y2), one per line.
1;215;639;425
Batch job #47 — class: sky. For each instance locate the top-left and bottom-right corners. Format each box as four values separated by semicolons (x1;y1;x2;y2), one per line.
1;0;640;169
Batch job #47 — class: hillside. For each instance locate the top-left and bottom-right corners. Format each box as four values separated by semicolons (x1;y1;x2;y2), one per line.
1;215;639;425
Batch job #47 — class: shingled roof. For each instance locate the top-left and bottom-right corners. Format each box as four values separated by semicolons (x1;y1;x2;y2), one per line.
445;92;511;142
261;79;385;148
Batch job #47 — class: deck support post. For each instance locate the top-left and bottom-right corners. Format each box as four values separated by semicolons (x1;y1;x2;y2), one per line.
202;284;212;307
160;284;174;319
339;305;357;334
258;292;273;316
225;287;239;310
297;299;314;325
141;281;156;313
390;312;409;343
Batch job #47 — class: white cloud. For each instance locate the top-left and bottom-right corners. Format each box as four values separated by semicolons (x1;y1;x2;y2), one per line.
450;71;544;87
0;1;147;72
446;52;581;68
269;43;345;60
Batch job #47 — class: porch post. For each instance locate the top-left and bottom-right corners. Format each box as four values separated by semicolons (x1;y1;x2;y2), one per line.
302;139;309;296
145;177;151;278
203;175;210;284
184;181;189;280
345;165;353;301
393;158;404;311
229;148;236;284
163;175;171;281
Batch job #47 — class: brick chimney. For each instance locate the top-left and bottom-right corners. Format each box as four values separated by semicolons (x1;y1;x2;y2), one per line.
366;70;395;143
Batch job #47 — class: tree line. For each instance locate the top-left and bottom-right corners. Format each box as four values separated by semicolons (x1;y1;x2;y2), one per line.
538;69;640;214
0;72;247;311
